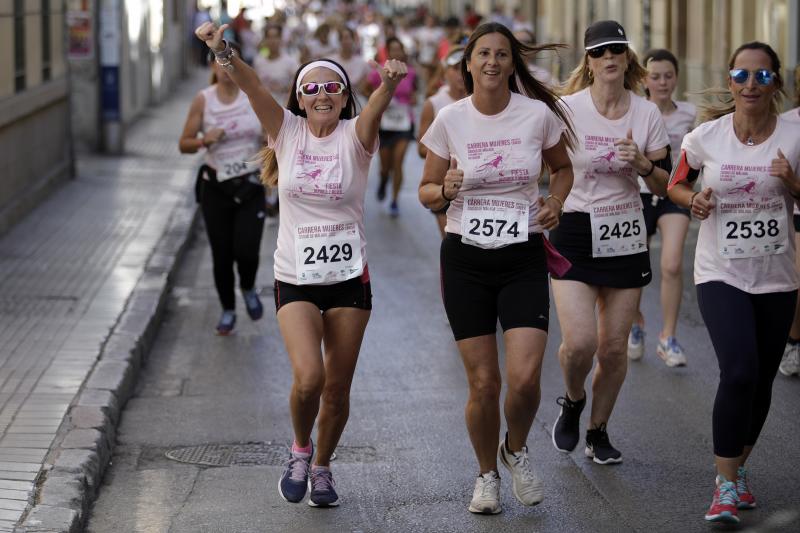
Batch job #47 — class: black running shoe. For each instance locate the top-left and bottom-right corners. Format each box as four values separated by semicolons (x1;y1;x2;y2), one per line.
551;393;586;452
377;175;388;201
585;423;622;464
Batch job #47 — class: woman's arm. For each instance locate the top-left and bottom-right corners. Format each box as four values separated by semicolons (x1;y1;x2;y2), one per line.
355;59;408;151
416;100;434;159
419;152;460;212
641;147;669;197
178;93;206;153
538;138;574;229
196;22;284;140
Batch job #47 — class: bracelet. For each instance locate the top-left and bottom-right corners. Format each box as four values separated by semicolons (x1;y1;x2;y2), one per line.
441;184;455;202
214;40;235;71
639;160;655;178
545;194;564;215
689;191;700;211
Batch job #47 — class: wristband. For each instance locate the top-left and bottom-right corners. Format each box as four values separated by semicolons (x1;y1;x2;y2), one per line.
441;184;455;202
214;40;235;71
639;160;655;178
689;191;700;211
545;194;564;215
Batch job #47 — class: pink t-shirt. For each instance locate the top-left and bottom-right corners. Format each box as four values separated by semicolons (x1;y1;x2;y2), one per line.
368;67;417;113
269;110;378;284
420;92;563;235
681;113;800;294
562;88;669;212
781;107;800;216
201;86;263;180
253;54;299;105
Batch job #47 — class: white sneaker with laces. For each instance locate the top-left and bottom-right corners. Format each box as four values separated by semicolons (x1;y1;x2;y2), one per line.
657;336;688;367
498;438;544;506
468;471;502;514
627;324;645;360
779;342;800;376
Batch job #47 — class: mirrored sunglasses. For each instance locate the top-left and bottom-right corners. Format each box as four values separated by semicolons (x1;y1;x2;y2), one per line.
729;68;775;86
298;81;346;96
586;43;628;58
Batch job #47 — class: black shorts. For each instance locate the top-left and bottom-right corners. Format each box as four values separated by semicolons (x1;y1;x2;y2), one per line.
274;273;372;313
641;193;690;236
549;212;652;288
794;214;800;233
440;233;549;341
379;124;415;149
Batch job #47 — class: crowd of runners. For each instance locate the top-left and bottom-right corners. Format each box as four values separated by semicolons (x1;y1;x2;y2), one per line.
182;2;800;526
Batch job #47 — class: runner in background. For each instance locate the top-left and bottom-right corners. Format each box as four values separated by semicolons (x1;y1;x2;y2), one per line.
549;21;671;465
513;29;553;86
330;27;371;104
366;38;417;217
417;47;467;237
779;64;800;377
178;43;266;336
627;49;696;367
415;14;445;84
667;42;800;524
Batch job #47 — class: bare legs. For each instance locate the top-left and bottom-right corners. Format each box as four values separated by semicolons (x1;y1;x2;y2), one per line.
277;303;370;466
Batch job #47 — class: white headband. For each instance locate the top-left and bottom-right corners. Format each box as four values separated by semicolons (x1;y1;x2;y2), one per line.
295;61;348;94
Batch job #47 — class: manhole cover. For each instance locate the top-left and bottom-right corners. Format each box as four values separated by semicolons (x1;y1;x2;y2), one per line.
165;443;378;466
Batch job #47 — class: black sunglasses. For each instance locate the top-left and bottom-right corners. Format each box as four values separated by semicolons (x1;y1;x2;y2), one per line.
587;43;628;58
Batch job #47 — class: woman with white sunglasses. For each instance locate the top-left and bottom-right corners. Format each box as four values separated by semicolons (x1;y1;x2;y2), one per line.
195;22;408;508
668;42;800;524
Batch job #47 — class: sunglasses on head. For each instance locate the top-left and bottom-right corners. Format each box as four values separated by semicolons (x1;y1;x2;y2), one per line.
586;43;628;58
298;81;346;96
444;51;464;67
729;68;775;86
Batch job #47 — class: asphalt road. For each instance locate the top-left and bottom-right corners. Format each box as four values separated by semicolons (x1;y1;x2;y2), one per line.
86;147;800;533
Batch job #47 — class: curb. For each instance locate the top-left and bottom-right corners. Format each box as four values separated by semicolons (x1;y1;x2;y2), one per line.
15;194;198;533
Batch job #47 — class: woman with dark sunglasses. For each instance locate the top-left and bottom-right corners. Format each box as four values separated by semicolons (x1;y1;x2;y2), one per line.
778;65;800;378
627;49;697;367
549;20;670;466
195;22;408;508
178;43;266;336
668;42;800;524
417;47;467;237
420;22;575;515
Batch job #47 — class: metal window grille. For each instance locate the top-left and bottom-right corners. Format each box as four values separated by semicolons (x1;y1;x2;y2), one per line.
13;0;25;92
42;0;51;82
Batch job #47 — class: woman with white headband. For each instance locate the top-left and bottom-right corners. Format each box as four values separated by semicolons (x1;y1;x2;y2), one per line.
196;22;408;508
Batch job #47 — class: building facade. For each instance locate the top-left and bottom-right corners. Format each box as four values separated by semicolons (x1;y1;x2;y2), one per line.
0;0;71;236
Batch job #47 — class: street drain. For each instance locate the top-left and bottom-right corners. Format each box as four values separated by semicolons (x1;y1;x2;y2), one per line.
165;443;378;467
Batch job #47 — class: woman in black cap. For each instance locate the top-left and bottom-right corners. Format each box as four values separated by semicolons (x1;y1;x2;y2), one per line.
549;20;671;464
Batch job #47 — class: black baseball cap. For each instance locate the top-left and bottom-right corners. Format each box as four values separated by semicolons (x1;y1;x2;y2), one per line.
584;20;629;50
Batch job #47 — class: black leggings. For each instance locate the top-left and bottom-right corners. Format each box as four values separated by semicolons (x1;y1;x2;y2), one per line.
201;181;266;310
696;281;797;458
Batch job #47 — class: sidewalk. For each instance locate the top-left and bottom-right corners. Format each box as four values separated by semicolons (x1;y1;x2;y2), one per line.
0;71;207;532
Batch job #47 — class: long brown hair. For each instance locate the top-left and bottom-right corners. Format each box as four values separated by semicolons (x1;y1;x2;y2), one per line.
562;47;647;95
460;22;576;149
258;59;358;187
697;41;785;123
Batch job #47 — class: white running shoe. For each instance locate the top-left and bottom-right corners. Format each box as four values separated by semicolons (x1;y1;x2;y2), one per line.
627;324;645;360
657;336;688;367
468;471;502;514
779;342;800;376
498;438;544;506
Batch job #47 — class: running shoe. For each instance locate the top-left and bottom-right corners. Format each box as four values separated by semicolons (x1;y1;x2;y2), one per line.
585;423;622;464
377;177;388;201
498;436;544;506
736;466;757;509
656;336;687;367
627;324;645;360
468;471;502;514
278;442;313;503
705;476;739;524
215;310;236;336
389;201;400;217
308;466;339;507
552;393;586;453
779;341;800;376
242;288;264;321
